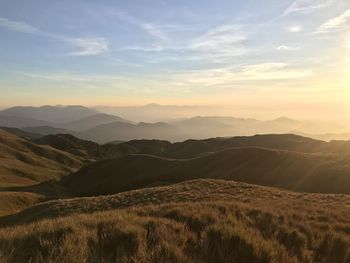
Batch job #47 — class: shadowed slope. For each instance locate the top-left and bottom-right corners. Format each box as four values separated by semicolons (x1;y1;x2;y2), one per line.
113;134;329;159
63;146;350;196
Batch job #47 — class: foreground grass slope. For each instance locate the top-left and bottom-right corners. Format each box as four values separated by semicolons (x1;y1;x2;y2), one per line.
1;180;350;262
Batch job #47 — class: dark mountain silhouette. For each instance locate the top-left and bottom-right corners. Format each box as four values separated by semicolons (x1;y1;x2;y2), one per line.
21;125;74;136
79;121;186;143
0;113;54;128
1;105;348;143
0;127;42;140
62;113;133;131
0;105;98;123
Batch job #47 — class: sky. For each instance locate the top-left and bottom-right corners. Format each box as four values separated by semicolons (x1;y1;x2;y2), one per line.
0;0;350;119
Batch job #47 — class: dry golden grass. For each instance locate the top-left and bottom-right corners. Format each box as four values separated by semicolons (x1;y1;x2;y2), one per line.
4;179;350;226
0;129;84;186
0;192;45;217
0;129;86;217
1;180;350;262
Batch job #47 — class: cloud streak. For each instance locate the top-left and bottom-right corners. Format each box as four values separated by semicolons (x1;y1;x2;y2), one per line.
284;0;334;15
174;63;313;87
65;37;109;56
276;45;301;51
0;17;40;34
315;9;350;33
110;10;171;41
17;71;122;82
0;16;109;56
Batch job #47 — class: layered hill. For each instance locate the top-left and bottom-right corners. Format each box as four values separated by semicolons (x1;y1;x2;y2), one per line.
0;129;86;216
113;134;327;159
63;146;350;197
79;121;186;143
33;133;121;160
0;114;53;128
0;105;98;123
1;180;350;262
0;129;84;187
62;113;133;131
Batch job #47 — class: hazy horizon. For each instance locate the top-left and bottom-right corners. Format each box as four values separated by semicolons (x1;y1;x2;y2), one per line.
1;0;350;121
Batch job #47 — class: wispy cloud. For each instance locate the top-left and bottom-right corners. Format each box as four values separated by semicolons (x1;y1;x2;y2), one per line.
276;45;301;51
141;23;169;41
122;23;248;63
189;25;246;51
0;17;40;34
0;16;109;56
110;10;171;41
284;0;333;15
17;71;122;82
65;37;109;56
185;24;247;62
174;63;313;87
315;9;350;33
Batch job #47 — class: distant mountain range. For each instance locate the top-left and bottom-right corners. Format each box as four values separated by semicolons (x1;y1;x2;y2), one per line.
0;105;350;143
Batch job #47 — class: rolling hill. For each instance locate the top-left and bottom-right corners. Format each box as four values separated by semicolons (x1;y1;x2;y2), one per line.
112;134;326;159
2;128;350;262
62;145;350;197
0;129;84;187
0;129;87;216
1;179;350;262
33;133;122;160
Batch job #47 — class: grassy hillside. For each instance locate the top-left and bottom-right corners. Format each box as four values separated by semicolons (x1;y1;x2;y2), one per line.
112;134;329;159
0;129;84;186
0;129;86;216
1;180;350;262
63;146;350;196
33;134;121;161
0;191;45;217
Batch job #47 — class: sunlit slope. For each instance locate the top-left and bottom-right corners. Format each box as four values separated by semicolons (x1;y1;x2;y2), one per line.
0;129;84;187
1;180;350;262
